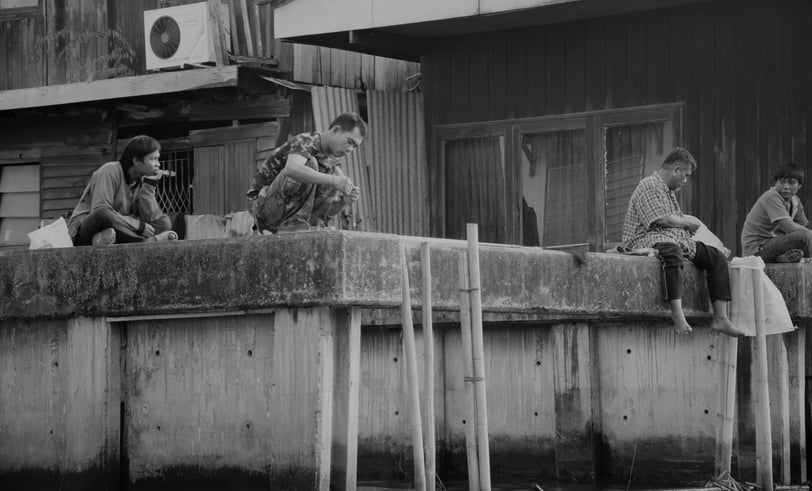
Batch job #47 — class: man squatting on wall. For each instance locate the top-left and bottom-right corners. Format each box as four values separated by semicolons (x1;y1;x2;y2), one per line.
622;147;744;338
68;135;177;246
247;113;366;232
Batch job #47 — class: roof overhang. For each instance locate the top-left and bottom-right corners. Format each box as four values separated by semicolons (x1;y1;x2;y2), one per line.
275;0;707;61
0;65;275;112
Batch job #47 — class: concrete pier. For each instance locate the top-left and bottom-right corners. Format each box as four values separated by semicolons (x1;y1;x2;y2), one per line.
0;231;808;489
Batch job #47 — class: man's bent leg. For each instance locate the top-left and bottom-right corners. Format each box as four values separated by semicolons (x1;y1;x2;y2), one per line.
653;242;692;335
692;242;744;337
251;174;315;232
758;229;812;261
310;186;348;227
74;208;143;245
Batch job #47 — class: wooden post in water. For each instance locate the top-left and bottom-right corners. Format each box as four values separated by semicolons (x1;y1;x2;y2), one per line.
458;253;480;491
421;242;437;491
466;224;492;491
752;268;774;491
399;242;427;491
714;334;738;476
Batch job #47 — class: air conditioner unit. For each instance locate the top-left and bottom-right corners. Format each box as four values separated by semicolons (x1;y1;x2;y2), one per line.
144;2;230;70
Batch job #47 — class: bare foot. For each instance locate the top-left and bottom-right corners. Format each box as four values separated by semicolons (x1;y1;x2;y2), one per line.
671;314;693;335
711;318;745;337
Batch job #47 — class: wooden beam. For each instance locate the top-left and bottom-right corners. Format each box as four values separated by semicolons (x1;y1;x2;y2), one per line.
207;0;228;65
348;30;424;62
189;121;279;147
0;66;241;112
117;94;289;126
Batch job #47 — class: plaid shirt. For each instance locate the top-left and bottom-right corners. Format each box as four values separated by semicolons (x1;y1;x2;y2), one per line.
622;173;696;259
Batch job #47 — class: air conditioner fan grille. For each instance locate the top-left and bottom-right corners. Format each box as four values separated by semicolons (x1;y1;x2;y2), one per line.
149;15;181;60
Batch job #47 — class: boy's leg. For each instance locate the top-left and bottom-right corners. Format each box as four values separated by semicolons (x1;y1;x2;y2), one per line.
74;208;143;245
758;229;812;262
653;242;692;334
692;242;744;337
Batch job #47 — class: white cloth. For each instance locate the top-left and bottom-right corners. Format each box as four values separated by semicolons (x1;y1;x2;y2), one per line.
729;256;795;336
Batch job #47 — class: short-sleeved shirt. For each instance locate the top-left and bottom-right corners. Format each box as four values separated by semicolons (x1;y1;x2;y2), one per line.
622;173;696;259
741;188;808;256
247;132;341;198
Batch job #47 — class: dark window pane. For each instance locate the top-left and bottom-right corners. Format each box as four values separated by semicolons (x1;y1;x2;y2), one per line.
444;136;506;243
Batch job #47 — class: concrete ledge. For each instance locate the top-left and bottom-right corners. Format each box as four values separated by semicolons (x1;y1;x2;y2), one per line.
1;230;809;320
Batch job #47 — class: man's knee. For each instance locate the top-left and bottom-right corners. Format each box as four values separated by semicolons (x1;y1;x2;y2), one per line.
654;242;684;268
152;216;172;234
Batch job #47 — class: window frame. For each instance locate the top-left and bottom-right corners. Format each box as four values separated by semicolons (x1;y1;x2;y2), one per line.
433;103;684;251
595;106;683;250
0;161;41;248
0;0;42;19
435;123;515;242
514;116;591;249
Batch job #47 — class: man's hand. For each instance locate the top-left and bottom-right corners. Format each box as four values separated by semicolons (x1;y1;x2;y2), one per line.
682;215;702;233
143;223;156;238
343;186;360;204
331;175;355;194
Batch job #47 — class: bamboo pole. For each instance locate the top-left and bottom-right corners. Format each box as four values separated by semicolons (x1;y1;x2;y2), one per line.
421;242;437;491
714;334;738;476
400;242;427;491
458;253;480;491
752;268;774;491
466;224;492;491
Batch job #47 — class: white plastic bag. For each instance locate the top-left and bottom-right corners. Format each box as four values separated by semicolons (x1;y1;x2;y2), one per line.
27;217;74;249
693;222;731;257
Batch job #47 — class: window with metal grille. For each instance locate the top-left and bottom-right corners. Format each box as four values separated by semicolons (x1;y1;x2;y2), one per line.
156;150;194;215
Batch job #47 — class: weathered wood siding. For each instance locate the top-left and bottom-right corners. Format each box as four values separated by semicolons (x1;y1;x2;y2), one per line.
422;0;812;253
0;109;115;219
293;44;420;92
1;0;416;92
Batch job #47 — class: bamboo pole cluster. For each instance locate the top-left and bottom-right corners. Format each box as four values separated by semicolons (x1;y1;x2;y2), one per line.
397;224;491;491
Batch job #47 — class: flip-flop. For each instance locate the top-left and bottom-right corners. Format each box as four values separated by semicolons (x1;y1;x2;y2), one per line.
774;248;803;263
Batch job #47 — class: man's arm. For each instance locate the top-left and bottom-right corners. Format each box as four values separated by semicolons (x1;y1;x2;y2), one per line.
134;178;171;236
285;154;354;193
653;214;702;233
774;217;810;234
90;167;143;233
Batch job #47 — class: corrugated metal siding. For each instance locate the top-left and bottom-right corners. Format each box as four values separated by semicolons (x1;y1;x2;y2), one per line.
366;90;427;236
310;86;373;230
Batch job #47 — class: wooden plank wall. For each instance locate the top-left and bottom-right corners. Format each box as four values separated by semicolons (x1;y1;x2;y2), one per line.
1;0;400;92
422;0;812;253
0;108;115;219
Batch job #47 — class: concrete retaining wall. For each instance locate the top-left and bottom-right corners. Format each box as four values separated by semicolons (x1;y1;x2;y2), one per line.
0;231;807;489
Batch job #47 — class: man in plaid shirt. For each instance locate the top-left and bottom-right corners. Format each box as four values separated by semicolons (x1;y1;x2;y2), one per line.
623;147;743;337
